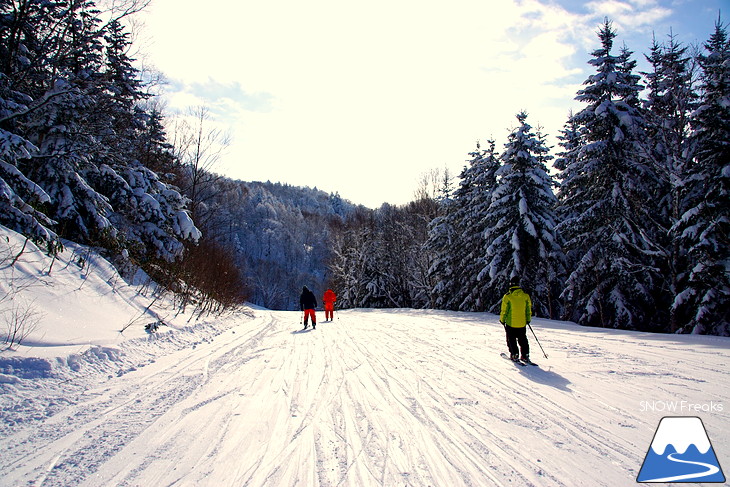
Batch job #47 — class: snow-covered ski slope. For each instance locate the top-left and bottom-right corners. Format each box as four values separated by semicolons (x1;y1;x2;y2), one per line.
1;225;728;486
1;308;728;486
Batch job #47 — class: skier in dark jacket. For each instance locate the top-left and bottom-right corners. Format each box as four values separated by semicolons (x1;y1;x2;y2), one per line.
300;286;317;329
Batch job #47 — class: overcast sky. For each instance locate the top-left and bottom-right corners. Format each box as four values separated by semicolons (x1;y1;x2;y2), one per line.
138;0;725;208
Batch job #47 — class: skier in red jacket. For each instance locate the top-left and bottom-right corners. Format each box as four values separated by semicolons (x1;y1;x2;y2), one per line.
323;289;337;321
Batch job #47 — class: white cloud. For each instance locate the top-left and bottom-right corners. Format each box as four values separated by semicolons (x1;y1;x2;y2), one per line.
584;0;672;33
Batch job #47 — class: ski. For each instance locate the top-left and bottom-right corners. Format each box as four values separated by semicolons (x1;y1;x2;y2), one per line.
500;352;538;367
500;352;527;366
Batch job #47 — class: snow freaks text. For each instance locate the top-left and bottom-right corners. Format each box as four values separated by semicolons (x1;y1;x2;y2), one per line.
639;401;724;413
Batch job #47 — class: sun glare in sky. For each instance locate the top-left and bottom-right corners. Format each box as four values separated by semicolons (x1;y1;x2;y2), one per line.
140;0;724;207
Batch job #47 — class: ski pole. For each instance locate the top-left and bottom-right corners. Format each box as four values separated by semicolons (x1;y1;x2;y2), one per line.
527;323;548;359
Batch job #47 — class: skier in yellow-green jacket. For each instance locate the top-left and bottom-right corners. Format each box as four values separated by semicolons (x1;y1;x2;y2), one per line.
500;276;532;362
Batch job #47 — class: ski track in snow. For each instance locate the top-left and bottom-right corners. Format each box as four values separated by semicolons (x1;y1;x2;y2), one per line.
1;309;729;486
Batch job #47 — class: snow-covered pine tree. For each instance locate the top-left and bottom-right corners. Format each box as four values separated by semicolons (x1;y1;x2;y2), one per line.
554;111;581;173
642;32;699;332
375;203;418;308
95;18;151;170
435;167;455;204
479;112;564;317
135;107;177;178
403;197;440;309
0;0;201;264
0;0;94;252
456;140;502;311
534;125;567;319
556;20;665;330
329;211;384;308
94;18;200;263
674;19;730;335
425;191;459;309
22;0;115;245
0;69;59;249
426;140;500;310
554;113;582;254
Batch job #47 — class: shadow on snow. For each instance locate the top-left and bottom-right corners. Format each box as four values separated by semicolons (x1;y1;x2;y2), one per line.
515;364;572;392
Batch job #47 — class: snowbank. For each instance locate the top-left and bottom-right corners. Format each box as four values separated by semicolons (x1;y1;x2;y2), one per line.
0;224;252;436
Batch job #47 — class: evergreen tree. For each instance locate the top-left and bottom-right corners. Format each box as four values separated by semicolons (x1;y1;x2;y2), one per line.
134;106;177;177
457;139;501;311
554;111;581;173
426;140;500;310
425;193;459;309
675;19;730;335
0;0;79;251
0;0;200;263
557;20;664;330
479;112;564;317
643;32;699;332
554;112;582;244
94;19;199;263
403;197;440;308
0;70;58;248
22;0;113;244
329;211;384;308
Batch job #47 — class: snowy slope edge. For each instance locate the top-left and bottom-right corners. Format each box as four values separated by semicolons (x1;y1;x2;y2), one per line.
0;224;256;434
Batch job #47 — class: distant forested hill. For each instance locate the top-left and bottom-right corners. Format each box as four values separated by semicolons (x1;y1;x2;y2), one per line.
196;178;363;309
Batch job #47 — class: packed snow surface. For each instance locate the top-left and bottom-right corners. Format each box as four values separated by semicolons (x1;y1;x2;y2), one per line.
1;227;729;486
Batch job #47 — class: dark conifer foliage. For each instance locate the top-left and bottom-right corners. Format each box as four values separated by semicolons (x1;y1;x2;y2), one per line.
480;112;564;318
556;20;666;330
426;140;500;311
674;19;730;335
329;197;438;310
0;0;199;263
642;31;699;332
